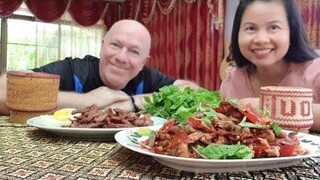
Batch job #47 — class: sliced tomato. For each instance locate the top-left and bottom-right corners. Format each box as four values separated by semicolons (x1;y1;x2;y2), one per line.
279;144;295;157
252;145;267;158
187;117;203;129
168;131;193;148
240;110;259;124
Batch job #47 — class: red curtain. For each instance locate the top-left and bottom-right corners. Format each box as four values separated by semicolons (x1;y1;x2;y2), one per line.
103;3;121;28
69;0;107;26
296;0;320;49
0;0;22;17
0;0;119;27
122;0;225;90
25;0;69;22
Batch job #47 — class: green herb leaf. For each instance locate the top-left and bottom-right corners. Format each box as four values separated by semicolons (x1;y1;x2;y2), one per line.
239;117;270;129
141;85;222;123
270;121;282;136
197;142;253;159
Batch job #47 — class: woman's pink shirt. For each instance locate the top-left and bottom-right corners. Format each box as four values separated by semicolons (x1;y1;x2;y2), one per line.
220;58;320;103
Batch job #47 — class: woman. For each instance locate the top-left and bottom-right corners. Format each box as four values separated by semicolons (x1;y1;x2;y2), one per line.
220;0;320;132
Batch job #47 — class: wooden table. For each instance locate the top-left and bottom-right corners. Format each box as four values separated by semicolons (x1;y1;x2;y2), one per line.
1;116;320;179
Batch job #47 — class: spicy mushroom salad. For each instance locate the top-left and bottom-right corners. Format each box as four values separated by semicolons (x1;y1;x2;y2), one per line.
140;85;306;159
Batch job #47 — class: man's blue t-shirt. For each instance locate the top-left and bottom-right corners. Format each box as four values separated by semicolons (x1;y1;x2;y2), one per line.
32;55;175;95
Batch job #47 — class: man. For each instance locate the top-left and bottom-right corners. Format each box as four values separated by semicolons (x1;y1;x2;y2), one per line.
0;19;198;115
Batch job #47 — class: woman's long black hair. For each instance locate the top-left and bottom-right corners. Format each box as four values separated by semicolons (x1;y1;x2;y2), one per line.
230;0;319;67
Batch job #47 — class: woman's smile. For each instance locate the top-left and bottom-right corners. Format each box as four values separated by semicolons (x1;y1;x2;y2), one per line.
252;48;273;59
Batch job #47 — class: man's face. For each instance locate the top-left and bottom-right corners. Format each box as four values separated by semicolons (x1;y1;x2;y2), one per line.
99;23;150;90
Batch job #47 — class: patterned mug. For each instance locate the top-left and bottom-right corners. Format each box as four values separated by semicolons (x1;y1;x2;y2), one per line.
259;86;313;132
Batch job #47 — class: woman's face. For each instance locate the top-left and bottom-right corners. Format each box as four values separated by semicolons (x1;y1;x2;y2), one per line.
238;1;290;68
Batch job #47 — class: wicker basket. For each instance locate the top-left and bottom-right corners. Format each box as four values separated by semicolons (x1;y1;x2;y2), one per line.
259;86;313;132
9;110;54;123
6;71;60;112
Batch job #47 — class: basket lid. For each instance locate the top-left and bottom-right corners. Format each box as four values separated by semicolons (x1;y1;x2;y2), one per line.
7;71;60;79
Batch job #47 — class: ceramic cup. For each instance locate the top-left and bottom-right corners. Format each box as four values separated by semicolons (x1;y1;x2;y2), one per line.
259;86;313;132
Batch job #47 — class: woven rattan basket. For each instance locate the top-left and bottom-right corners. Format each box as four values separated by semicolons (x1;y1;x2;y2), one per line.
259;86;313;132
6;71;60;112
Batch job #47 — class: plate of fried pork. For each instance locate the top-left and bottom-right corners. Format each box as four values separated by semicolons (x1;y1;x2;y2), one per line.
27;104;166;140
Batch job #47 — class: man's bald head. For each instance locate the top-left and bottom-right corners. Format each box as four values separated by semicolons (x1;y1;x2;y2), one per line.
104;19;151;56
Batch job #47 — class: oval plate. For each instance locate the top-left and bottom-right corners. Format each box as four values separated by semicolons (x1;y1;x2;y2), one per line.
27;116;166;141
115;126;320;173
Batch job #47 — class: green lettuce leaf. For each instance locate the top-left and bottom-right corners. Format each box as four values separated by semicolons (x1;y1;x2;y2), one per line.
141;85;222;123
197;143;253;159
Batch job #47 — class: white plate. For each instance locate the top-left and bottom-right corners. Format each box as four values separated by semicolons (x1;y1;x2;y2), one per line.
27;116;166;140
115;126;320;173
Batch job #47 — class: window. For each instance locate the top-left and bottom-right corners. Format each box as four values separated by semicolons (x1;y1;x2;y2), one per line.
3;3;105;71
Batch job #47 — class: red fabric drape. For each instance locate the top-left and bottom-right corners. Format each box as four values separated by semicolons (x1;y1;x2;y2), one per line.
69;0;107;27
0;0;22;17
296;0;320;48
24;0;69;22
0;0;118;28
122;0;140;19
103;2;121;29
140;0;156;24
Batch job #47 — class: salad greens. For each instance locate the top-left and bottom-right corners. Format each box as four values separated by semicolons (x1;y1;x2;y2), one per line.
141;85;222;123
197;143;253;159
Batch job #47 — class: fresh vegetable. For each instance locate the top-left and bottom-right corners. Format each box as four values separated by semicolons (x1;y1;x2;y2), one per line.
279;144;295;157
197;143;253;159
140;99;303;159
141;85;221;123
239;117;270;129
270;121;282;136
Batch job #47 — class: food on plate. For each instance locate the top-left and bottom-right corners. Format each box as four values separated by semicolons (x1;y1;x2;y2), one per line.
39;108;78;127
69;104;152;128
141;85;221;122
140;99;306;159
52;108;79;121
39;115;72;127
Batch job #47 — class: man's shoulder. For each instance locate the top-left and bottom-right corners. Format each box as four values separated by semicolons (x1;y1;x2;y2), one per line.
72;55;99;62
141;66;157;72
63;55;100;70
141;66;169;75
